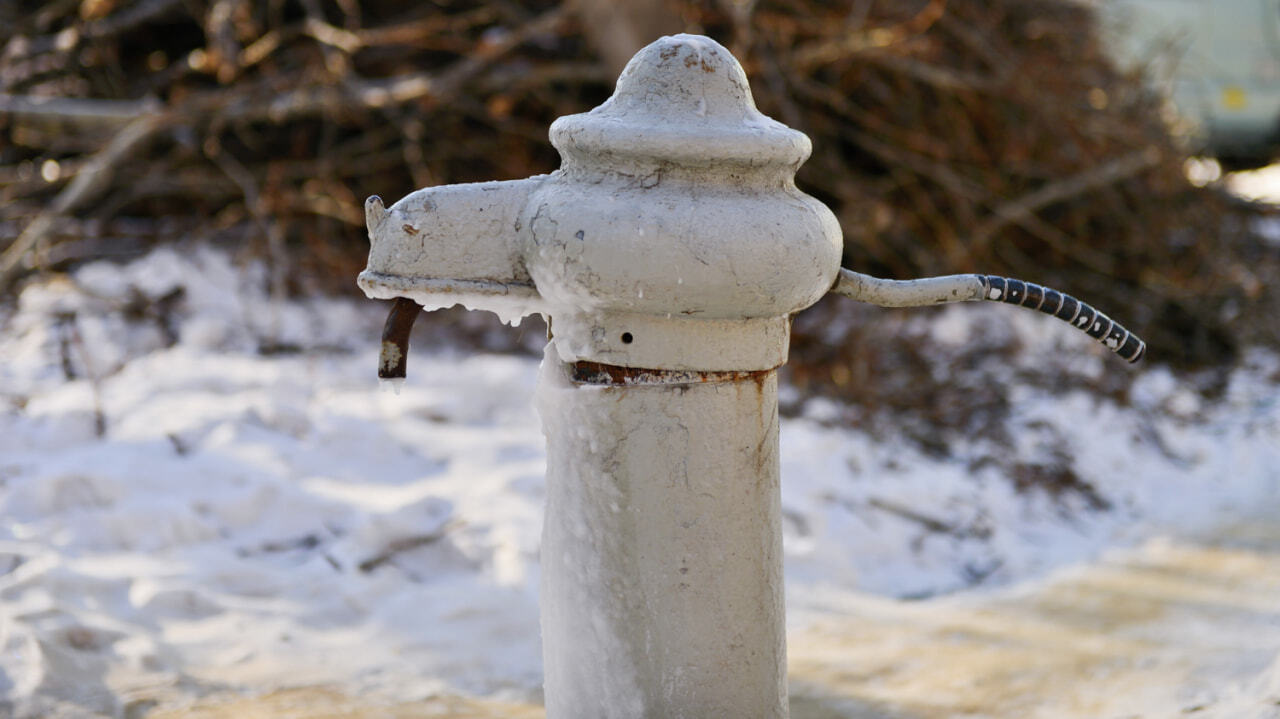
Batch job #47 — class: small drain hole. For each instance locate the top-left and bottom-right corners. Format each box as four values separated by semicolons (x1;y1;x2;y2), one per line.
620;332;634;344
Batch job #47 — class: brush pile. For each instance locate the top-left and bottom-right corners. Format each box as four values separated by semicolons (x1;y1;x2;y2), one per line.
2;0;1276;379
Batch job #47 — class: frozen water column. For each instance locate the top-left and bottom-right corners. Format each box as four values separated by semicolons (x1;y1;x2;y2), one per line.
528;36;839;718
359;33;841;718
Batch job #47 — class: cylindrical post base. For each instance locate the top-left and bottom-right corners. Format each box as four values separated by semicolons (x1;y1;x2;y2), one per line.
536;356;786;719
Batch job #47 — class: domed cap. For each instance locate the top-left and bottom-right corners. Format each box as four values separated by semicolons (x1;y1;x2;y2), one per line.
550;34;811;169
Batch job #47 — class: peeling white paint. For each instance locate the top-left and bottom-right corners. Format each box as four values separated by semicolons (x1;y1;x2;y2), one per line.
358;34;842;372
357;33;843;717
833;269;985;308
536;352;786;718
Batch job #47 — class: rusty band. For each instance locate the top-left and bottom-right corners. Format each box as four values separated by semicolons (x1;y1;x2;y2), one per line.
570;361;773;386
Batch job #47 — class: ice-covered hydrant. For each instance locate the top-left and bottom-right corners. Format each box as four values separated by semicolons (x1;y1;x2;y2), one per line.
358;34;1143;719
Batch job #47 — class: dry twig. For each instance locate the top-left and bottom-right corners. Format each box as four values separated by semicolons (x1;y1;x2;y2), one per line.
1;113;168;288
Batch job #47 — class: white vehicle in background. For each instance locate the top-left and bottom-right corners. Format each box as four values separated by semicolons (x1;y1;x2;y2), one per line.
1102;0;1280;168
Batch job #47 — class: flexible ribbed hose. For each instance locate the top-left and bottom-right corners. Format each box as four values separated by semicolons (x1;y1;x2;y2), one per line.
832;268;1146;363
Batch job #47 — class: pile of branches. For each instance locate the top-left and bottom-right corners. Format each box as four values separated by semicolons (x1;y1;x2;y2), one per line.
2;0;1275;375
0;0;593;300
753;0;1276;383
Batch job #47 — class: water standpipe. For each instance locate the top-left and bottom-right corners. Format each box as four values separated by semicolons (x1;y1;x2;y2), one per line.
358;33;1143;719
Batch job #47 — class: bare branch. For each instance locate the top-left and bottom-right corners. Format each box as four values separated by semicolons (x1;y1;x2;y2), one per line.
568;0;684;77
198;4;569;124
1;113;167;290
791;0;948;70
972;148;1162;248
0;94;159;126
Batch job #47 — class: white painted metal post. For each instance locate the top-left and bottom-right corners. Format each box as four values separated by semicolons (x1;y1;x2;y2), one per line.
537;362;786;718
357;30;1146;719
360;34;841;717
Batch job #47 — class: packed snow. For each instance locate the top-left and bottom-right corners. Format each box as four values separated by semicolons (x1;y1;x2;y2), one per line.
1;244;1278;717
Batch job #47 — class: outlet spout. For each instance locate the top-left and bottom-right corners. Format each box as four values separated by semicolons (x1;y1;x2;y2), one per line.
378;297;421;380
358;177;548;379
358;177;547;328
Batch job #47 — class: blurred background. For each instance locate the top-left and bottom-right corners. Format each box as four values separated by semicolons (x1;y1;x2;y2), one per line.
5;2;1279;320
3;1;1280;716
4;0;1279;403
6;0;1280;486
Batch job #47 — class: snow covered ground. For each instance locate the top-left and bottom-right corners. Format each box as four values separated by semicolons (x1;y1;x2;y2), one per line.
1;244;1278;717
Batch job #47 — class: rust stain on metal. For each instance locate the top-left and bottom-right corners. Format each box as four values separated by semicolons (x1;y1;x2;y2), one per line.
571;361;771;387
379;341;403;374
379;297;421;379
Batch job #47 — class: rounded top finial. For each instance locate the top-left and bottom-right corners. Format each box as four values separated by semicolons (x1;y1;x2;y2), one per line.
611;34;755;124
549;34;810;169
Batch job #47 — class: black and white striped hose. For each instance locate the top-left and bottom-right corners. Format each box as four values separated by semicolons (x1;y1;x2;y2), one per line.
832;268;1146;363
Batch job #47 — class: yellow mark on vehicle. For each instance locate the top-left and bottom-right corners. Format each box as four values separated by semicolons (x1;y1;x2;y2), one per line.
1222;85;1248;110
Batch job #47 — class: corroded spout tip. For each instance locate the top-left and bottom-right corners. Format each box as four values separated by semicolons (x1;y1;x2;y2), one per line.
379;297;421;379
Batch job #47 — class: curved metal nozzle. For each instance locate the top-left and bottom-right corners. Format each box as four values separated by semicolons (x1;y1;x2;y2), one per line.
832;268;1146;363
379;297;422;379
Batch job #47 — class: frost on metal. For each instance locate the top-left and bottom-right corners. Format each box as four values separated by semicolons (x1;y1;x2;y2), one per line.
359;185;546;327
535;348;786;718
357;33;838;719
359;33;842;373
359;30;1145;375
355;30;1147;719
